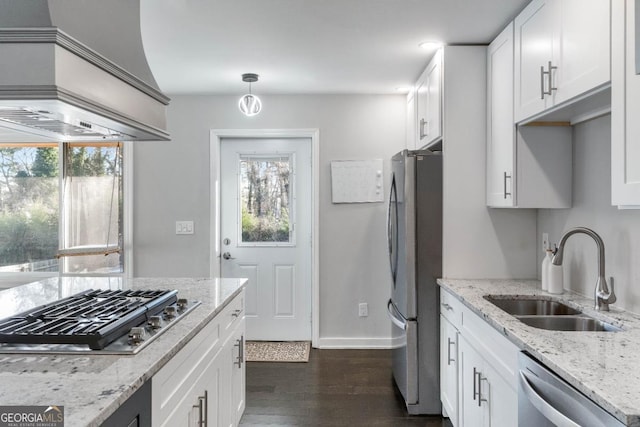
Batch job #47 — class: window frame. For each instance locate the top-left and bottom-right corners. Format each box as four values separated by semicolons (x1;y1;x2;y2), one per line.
0;141;133;289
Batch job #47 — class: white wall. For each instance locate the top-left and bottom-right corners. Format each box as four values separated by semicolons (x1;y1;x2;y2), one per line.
133;94;405;346
538;115;640;313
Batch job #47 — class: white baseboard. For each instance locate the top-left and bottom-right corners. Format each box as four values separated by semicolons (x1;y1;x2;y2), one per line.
316;336;396;349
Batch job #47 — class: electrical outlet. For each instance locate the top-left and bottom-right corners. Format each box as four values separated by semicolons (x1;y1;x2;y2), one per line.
358;303;368;317
542;233;550;252
176;221;194;235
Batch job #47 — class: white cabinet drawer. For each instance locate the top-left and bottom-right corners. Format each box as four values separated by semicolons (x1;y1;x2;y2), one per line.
440;288;463;329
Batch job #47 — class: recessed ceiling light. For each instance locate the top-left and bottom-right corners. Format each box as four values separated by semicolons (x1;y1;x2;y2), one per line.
419;41;443;50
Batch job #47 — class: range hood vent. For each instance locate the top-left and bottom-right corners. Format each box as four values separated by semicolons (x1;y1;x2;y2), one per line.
0;0;170;142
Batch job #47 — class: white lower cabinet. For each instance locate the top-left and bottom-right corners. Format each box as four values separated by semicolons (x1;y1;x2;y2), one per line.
458;336;517;427
152;290;246;427
440;315;459;426
440;288;518;427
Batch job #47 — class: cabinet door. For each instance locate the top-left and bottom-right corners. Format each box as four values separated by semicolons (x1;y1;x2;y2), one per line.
554;0;610;105
487;22;516;207
406;89;417;150
484;362;518;427
514;0;556;122
416;73;428;145
440;315;459;426
458;336;487;427
425;49;443;146
230;328;246;426
612;0;640;206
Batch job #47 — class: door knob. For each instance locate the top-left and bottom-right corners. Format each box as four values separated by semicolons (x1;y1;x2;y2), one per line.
222;252;235;260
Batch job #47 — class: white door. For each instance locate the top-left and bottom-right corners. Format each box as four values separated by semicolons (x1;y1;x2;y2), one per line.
220;138;312;341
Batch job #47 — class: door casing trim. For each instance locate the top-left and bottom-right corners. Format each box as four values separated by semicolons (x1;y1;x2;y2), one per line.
210;128;320;347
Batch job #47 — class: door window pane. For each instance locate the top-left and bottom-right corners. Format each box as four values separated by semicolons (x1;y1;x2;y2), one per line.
0;145;59;272
239;155;292;244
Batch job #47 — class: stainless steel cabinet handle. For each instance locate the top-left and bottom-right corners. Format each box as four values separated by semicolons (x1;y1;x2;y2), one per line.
235;335;244;368
441;302;453;311
447;337;455;365
193;390;208;427
540;65;546;99
473;367;479;401
419;118;429;140
231;309;243;318
503;172;512;199
473;368;488;407
541;61;558;97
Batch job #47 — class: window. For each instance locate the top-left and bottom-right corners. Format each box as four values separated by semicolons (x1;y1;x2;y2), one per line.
0;142;128;280
239;154;293;245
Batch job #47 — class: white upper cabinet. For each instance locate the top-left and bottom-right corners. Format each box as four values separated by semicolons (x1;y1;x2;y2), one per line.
487;22;572;209
416;49;443;148
514;0;555;121
554;0;610;105
406;88;417;150
487;23;516;207
611;0;640;207
514;0;610;123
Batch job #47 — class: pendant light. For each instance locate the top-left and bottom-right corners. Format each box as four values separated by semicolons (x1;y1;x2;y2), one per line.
238;73;262;116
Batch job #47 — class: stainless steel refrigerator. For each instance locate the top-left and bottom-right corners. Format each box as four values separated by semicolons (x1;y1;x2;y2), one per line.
386;149;442;415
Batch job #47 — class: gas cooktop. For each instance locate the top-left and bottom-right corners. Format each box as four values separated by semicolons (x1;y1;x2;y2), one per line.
0;289;201;354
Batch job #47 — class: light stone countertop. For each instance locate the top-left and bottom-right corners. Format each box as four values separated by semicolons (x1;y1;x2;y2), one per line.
0;276;247;427
437;278;640;427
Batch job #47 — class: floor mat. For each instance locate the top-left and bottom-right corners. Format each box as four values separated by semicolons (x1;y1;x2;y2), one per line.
245;341;311;362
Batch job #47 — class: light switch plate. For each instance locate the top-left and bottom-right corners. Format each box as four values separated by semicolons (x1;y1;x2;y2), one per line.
176;221;194;235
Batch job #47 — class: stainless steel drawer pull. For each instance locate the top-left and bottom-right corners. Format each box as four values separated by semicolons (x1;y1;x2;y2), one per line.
231;309;243;318
447;338;455;365
441;302;453;311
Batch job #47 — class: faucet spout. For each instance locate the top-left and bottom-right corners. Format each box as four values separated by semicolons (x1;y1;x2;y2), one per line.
551;227;615;311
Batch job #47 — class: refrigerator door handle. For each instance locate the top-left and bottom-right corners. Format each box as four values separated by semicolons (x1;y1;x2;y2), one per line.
387;175;399;284
387;299;407;331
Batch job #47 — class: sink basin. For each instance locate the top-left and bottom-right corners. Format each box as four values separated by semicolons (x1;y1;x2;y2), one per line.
484;296;582;316
518;316;622;332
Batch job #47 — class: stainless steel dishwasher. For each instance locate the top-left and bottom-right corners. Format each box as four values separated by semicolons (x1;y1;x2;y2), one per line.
518;352;625;427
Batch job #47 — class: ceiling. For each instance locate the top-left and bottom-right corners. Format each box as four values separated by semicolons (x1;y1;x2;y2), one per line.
140;0;530;96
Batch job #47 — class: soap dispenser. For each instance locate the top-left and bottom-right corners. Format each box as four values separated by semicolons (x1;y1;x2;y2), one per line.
541;248;553;291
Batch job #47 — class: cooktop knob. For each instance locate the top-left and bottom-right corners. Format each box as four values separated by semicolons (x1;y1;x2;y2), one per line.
128;327;146;345
164;306;177;318
177;298;188;310
148;316;162;329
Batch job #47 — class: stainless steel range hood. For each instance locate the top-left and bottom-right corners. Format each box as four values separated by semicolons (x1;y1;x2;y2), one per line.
0;0;170;142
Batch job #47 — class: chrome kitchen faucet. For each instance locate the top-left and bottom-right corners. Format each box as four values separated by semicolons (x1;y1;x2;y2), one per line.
552;227;616;311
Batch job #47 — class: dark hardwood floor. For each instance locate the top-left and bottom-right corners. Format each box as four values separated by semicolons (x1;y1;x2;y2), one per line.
239;348;453;426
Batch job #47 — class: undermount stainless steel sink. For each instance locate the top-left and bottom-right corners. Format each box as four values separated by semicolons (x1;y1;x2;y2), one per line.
484;296;582;316
484;295;622;332
518;316;622;332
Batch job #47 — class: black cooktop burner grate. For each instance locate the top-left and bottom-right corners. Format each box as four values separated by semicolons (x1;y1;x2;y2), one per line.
0;289;178;350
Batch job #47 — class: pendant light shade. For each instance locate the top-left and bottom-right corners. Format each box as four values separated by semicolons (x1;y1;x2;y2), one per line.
239;73;262;116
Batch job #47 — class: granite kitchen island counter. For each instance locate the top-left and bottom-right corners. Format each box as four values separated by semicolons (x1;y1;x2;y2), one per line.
0;276;247;426
438;278;640;427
